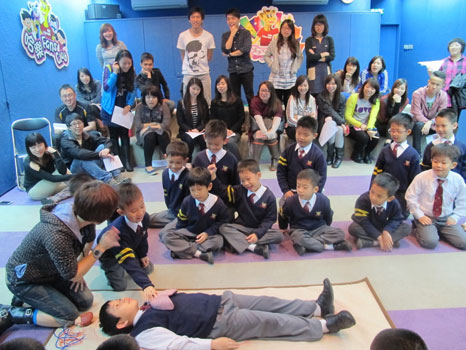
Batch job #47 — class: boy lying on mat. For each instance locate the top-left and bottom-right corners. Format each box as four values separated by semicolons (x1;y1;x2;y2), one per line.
99;279;355;350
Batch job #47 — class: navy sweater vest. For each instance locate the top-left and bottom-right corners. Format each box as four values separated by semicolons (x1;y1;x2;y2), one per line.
130;293;221;338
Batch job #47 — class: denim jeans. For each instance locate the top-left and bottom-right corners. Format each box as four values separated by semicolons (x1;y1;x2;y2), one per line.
70;144;117;183
7;276;93;326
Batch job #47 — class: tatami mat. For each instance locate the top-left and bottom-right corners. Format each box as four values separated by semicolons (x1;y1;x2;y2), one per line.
42;279;391;350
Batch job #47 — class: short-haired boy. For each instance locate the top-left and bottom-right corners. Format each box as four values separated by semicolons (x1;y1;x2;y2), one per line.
159;167;229;264
212;159;283;259
192;119;240;187
372;113;421;217
99;279;356;347
406;143;466;249
349;173;411;250
421;108;466;180
280;169;352;255
277;117;327;204
98;183;157;302
149;141;190;229
136;52;175;112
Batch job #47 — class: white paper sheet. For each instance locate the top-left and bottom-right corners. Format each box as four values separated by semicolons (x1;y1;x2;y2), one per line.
111;106;134;129
53;123;67;135
418;60;443;72
103;155;123;171
319;120;338;146
185;131;204;139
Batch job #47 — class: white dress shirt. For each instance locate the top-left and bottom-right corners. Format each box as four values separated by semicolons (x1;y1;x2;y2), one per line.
294;142;312;156
194;193;218;213
391;140;409;158
168;167;186;182
206;149;226;163
405;169;466;221
247;185;267;204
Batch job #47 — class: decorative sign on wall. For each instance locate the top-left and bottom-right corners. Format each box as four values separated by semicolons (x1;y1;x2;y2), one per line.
19;0;69;69
240;6;305;63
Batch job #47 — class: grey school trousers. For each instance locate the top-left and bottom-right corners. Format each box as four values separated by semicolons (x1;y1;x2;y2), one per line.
219;223;284;254
290;225;345;252
348;222;411;243
149;209;176;228
414;217;466;250
162;224;224;259
208;291;323;342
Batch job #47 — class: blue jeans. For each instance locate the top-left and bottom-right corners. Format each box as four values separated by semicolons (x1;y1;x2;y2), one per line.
7;276;93;326
70;144;118;183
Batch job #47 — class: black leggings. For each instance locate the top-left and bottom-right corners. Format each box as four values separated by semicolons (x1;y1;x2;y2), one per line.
348;128;379;156
143;132;170;166
108;126;129;155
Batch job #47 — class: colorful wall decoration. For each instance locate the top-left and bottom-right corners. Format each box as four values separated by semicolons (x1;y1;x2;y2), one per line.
240;6;305;63
19;0;69;69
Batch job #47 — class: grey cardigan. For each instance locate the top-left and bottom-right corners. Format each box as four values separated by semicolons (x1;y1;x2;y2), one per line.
263;37;303;75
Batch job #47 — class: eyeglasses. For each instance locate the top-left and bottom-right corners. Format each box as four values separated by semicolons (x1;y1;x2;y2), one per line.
70;120;84;127
388;128;407;134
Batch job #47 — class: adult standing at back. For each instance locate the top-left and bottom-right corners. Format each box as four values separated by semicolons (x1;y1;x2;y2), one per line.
438;37;466;109
96;23;127;68
305;14;335;96
221;8;254;106
264;19;303;110
177;7;215;104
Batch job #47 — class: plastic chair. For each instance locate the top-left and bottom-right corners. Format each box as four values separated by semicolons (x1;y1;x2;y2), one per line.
11;118;52;191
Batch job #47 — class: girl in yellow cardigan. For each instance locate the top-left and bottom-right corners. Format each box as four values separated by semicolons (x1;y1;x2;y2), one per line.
345;78;380;164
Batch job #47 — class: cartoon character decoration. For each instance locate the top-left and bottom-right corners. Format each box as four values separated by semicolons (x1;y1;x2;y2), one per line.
186;40;205;73
19;0;69;69
240;6;305;63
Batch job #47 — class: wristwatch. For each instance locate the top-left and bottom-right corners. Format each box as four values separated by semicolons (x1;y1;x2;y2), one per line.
92;249;103;259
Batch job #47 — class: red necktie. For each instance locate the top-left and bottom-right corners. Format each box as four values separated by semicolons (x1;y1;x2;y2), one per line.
171;174;175;183
303;202;310;213
392;143;399;157
198;203;205;215
375;207;384;215
432;179;444;217
136;225;143;234
298;149;305;159
211;154;216;164
249;193;255;205
140;303;151;311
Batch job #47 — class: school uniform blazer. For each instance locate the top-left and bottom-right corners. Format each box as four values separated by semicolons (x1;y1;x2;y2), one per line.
162;168;190;215
421;139;466;180
192;150;240;186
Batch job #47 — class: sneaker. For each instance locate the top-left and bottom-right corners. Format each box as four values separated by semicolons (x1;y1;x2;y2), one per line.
254;244;270;259
334;240;353;251
113;174;131;184
199;251;214;265
356;238;374;250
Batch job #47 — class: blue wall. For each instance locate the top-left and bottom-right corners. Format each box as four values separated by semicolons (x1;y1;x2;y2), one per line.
0;1;91;195
84;11;380;104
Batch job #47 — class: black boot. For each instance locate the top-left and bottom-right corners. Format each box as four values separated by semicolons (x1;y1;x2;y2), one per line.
351;151;363;163
326;143;335;165
363;151;372;164
332;147;344;168
120;142;134;172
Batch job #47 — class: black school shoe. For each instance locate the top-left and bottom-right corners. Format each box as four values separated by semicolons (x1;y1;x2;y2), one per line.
199;251;214;265
325;310;356;333
293;244;306;256
317;278;335;317
334;240;353;251
254;244;270;259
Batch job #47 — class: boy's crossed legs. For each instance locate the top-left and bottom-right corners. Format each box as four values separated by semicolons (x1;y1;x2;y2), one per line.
415;217;466;250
